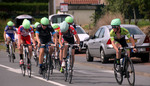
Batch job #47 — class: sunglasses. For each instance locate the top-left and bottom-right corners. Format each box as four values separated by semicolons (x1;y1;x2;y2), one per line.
112;25;119;29
42;24;48;26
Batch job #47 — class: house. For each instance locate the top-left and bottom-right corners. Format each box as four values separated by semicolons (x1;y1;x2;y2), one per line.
55;0;106;25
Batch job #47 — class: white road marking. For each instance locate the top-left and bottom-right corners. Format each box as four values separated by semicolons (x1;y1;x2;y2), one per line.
0;64;66;86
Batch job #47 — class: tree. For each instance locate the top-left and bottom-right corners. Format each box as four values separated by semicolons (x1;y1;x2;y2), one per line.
105;0;139;25
138;0;150;20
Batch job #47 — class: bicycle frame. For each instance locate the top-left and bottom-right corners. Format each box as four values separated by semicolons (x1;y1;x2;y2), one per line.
41;43;55;80
64;43;79;83
7;39;15;63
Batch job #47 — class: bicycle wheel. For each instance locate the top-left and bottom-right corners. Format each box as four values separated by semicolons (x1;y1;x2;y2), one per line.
9;44;12;62
114;58;123;85
26;53;32;78
20;64;26;76
65;59;68;81
45;54;52;80
126;57;135;86
69;55;73;84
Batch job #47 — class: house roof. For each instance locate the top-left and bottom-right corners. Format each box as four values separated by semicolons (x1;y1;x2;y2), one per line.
64;0;99;4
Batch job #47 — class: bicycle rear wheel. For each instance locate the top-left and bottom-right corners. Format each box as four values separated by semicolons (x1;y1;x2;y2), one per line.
68;55;73;84
114;58;123;85
126;57;135;86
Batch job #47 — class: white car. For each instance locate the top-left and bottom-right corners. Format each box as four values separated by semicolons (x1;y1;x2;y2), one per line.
76;25;89;51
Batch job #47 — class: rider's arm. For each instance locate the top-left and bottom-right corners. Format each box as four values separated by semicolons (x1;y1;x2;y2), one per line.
31;33;36;45
17;27;21;46
59;34;63;47
3;31;6;41
129;37;135;47
74;34;80;44
53;33;58;46
35;32;40;44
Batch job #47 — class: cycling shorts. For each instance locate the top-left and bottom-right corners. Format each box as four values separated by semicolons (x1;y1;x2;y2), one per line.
6;34;15;42
21;35;31;44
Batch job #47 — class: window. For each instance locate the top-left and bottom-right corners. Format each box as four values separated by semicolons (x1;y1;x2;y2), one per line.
51;15;71;24
94;29;101;38
99;28;105;38
76;27;86;34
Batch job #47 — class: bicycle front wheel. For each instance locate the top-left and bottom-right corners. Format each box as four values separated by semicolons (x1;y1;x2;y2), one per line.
126;57;135;86
114;58;123;85
68;55;73;84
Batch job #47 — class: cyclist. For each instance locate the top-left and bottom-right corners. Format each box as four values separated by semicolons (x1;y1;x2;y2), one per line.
4;21;17;55
59;21;80;72
35;17;57;74
18;19;36;68
110;18;137;64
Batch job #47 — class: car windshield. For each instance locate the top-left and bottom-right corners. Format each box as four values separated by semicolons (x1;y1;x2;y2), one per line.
51;15;70;24
76;26;86;34
109;26;143;35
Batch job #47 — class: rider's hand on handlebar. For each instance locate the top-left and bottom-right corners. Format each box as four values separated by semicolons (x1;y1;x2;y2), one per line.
38;42;41;48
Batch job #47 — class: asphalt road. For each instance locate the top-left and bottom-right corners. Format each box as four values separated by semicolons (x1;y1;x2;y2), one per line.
0;51;150;86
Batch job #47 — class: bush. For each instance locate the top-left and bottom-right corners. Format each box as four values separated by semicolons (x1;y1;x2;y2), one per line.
89;12;124;36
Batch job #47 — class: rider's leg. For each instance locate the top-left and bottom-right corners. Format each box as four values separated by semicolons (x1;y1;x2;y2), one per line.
13;42;16;52
115;42;122;64
28;45;32;64
38;47;44;74
39;48;44;66
6;35;11;52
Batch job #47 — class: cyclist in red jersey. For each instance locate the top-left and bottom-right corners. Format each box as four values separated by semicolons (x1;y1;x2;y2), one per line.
18;19;36;67
59;21;80;72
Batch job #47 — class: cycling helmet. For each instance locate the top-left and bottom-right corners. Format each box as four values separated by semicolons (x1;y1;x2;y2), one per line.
41;17;49;25
60;21;69;32
111;18;121;26
52;24;59;30
34;22;40;28
7;21;14;27
22;19;31;29
65;16;73;24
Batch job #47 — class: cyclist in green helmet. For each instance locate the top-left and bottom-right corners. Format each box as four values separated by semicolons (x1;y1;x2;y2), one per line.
59;21;80;72
36;17;58;74
110;18;137;64
18;19;36;67
4;21;17;55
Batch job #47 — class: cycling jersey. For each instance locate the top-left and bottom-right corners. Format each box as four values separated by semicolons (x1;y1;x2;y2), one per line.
4;26;16;42
110;27;131;47
35;24;55;44
59;25;77;44
18;25;34;36
18;25;34;44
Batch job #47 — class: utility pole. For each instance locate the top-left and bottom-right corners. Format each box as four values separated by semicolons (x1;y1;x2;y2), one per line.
48;0;54;16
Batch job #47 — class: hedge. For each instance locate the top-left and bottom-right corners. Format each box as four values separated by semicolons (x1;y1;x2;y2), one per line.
0;2;48;19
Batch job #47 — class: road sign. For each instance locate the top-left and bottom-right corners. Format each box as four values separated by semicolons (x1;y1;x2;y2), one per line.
60;3;68;12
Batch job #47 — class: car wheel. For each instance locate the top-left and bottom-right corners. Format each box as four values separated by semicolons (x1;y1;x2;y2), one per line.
100;49;108;63
141;53;149;62
86;49;93;62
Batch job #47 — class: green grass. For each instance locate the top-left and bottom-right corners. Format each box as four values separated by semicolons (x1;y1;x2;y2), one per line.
0;45;6;51
125;19;150;28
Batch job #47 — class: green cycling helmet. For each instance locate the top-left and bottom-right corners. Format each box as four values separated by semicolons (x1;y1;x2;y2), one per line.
65;16;73;23
52;24;59;30
22;19;31;29
111;18;121;26
41;17;49;25
7;21;14;27
34;22;40;28
60;21;69;32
